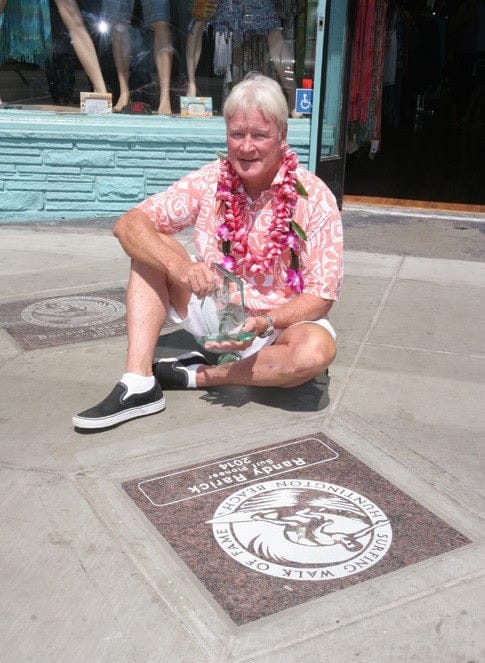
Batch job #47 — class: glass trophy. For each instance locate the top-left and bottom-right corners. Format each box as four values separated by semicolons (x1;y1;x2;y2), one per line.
196;265;255;344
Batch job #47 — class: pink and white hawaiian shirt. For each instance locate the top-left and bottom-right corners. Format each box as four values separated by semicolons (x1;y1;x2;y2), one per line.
137;159;343;314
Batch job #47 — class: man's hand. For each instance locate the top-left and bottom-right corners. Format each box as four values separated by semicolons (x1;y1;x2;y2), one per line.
179;262;215;299
243;315;272;338
202;315;266;353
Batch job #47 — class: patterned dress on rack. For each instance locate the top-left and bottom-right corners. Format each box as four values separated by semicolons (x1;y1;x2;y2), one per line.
212;0;281;42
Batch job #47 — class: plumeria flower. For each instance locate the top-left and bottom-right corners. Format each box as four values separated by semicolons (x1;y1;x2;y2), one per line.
285;268;304;293
216;224;231;240
286;231;300;251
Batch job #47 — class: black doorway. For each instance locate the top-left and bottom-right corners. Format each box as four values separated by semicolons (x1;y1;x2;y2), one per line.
344;0;484;205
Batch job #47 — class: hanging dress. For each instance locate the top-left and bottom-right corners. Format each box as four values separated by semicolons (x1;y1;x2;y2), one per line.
0;0;52;66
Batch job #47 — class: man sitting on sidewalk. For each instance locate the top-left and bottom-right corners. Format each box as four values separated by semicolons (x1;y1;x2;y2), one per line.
73;73;343;430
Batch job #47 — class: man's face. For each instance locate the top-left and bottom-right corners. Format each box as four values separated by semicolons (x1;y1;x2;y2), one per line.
226;108;286;197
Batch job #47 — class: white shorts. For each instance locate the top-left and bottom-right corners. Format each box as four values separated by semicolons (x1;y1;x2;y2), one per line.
168;294;336;360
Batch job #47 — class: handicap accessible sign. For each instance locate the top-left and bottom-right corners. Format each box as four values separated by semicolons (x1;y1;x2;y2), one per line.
295;88;313;114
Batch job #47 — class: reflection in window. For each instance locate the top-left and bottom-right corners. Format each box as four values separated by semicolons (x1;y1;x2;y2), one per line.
0;0;319;117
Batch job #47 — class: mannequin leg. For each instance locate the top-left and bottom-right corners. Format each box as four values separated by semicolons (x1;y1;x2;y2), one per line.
111;22;132;111
53;0;107;93
267;28;302;118
151;21;173;115
186;20;205;97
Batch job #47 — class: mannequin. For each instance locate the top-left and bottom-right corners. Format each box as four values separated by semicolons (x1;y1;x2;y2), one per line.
186;18;205;97
186;0;218;97
266;27;301;118
105;1;174;114
53;0;107;93
186;0;301;117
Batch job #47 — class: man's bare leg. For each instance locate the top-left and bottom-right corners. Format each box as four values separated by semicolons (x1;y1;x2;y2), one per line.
124;262;170;376
125;240;194;375
196;324;336;388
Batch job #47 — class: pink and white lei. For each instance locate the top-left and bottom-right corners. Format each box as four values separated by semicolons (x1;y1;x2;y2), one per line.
215;145;307;294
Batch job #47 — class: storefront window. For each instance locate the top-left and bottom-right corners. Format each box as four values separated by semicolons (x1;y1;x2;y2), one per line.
0;0;320;118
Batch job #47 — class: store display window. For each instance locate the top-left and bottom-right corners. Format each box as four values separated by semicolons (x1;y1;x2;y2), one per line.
0;0;321;118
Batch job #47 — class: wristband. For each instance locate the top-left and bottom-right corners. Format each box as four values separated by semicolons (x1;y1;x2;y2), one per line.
257;313;275;338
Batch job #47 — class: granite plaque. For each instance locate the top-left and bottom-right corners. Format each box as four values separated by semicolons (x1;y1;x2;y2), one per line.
1;288;127;350
123;433;471;624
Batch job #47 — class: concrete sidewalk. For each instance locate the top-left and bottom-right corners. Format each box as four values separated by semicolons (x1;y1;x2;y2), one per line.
0;211;484;662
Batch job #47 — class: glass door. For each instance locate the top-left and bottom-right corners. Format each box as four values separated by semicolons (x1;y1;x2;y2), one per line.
308;0;356;208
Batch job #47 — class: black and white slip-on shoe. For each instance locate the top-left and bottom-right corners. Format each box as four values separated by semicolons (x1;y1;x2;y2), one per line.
152;351;210;389
72;382;165;430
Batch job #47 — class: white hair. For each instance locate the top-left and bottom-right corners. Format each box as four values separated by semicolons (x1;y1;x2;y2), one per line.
223;73;288;137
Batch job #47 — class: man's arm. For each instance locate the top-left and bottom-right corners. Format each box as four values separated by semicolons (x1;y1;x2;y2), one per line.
246;293;333;337
113;208;216;298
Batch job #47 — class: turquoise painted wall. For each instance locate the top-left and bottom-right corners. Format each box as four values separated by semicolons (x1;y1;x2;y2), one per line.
0;111;313;223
